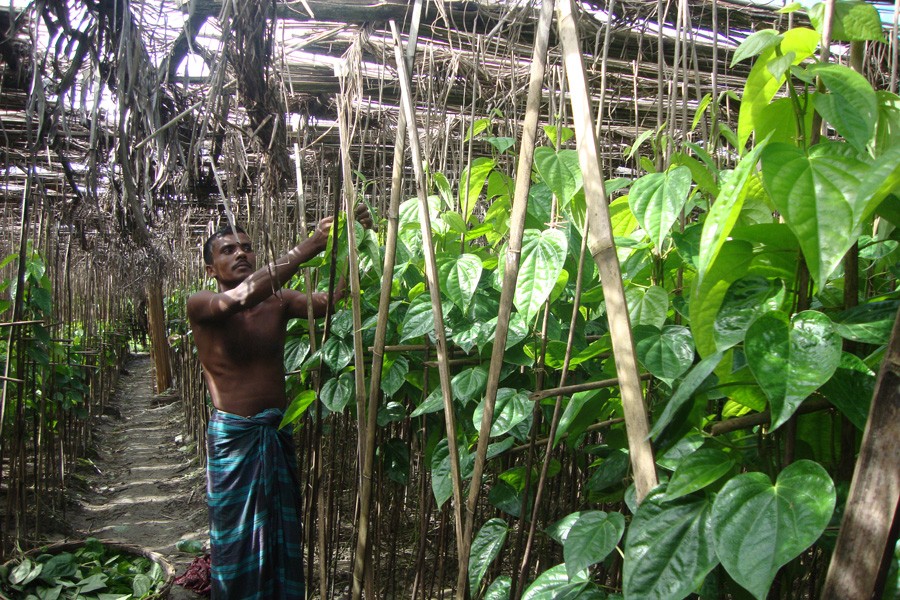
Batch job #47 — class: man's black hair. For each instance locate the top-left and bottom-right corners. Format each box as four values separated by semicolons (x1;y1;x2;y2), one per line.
203;224;247;265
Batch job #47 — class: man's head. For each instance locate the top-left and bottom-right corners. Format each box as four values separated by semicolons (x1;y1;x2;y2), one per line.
203;225;256;290
203;224;247;265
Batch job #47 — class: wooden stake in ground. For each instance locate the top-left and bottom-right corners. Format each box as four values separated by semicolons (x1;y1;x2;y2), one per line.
556;0;658;502
822;307;900;599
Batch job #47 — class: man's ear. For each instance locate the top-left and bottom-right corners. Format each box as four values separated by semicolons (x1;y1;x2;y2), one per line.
205;264;216;278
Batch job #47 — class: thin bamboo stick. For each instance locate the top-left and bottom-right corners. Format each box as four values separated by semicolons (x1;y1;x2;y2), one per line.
557;0;658;502
459;1;555;596
389;19;467;585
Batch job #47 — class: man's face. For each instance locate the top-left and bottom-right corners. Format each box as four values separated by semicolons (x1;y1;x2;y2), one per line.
206;233;256;289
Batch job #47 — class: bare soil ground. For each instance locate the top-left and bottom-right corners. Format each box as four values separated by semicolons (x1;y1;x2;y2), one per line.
66;354;208;599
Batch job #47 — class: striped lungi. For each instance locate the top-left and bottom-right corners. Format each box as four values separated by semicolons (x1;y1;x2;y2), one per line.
206;408;305;599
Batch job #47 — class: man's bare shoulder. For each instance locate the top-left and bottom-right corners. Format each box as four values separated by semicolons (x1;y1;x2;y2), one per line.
186;289;231;323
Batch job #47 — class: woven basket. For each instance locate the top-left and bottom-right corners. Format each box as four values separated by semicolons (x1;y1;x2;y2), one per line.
4;540;174;599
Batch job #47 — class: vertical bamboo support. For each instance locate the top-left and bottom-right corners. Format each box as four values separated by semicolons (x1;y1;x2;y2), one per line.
146;284;172;394
556;0;658;501
458;1;555;596
352;3;423;598
822;308;900;599
389;18;467;582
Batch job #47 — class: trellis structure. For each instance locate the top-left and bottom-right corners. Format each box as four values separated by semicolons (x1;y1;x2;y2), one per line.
1;0;899;598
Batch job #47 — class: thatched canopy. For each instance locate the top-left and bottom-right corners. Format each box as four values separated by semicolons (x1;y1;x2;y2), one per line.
0;0;894;286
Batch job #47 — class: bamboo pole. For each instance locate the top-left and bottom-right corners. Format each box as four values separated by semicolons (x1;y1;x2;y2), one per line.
352;4;423;597
389;18;468;584
556;0;658;502
822;308;900;599
457;1;555;596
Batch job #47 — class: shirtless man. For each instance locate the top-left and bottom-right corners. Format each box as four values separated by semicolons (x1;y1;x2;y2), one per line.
187;207;371;599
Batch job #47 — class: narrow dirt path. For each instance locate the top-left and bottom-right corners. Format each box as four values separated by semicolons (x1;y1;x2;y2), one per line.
67;354;208;599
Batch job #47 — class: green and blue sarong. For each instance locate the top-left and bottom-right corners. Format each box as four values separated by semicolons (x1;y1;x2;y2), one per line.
207;408;305;599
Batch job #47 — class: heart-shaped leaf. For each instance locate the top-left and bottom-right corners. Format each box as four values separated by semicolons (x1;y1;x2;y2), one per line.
452;366;489;404
819;352;875;431
712;460;836;600
713;276;785;351
627;285;669;329
628;166;693;254
469;518;509;597
650;351;723;440
563;511;626;579
623;486;718;600
381;355;409;398
515;229;568;324
832;298;900;345
633;325;696;385
809;64;878;153
320;372;354;413
400;295;435;342
522;564;606;600
731;29;784;67
322;337;352;372
440;253;483;311
666;448;737;501
459;158;496;221
473;388;531;437
745;310;842;430
533;148;583;207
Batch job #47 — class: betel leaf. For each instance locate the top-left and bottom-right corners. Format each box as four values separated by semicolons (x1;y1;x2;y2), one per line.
563;511;626;579
737;27;819;148
690;240;754;358
469;518;509;597
400;295;435;342
832;298;900;345
697;142;767;284
320;372;354;413
546;512;584;545
440;253;483;311
627;166;692;254
730;29;783;67
472;388;531;438
381;355;409;398
533;147;583;207
809;0;885;42
484;576;512;600
431;438;453;508
452;366;489;403
586;449;630;493
712;460;836;600
649;351;723;440
633;325;695;385
515;229;568;325
819;352;875;431
410;388;445;418
713;276;785;351
279;390;317;429
626;285;669;329
808;63;878;154
745;310;842;431
382;437;410;485
322;337;352;372
665;448;736;501
623;486;717;600
522;564;607;600
460;158;496;222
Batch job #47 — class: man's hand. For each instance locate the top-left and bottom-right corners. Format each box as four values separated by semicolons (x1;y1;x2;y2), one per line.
354;203;375;230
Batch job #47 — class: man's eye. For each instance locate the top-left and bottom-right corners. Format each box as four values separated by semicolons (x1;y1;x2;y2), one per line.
243;245;254;253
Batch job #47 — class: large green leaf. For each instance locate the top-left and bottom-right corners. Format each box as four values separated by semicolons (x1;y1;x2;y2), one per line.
697;142;767;281
666;448;736;501
322;337;352;371
320;373;354;413
809;64;878;153
760;141;900;285
633;325;695;385
809;0;886;42
832;298;900;345
452;366;489;403
745;310;842;430
440;253;483;311
534;148;583;207
400;295;436;342
522;564;607;600
731;29;784;67
649;351;723;440
469;518;510;598
819;352;875;431
381;355;409;398
279;390;317;429
564;511;626;579
626;285;669;329
515;229;568;324
737;27;819;148
473;388;531;437
484;576;512;600
554;389;608;447
460;158;496;221
627;167;692;254
712;461;836;600
713;276;784;351
623;487;718;600
431;438;453;508
689;241;754;357
411;388;445;418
